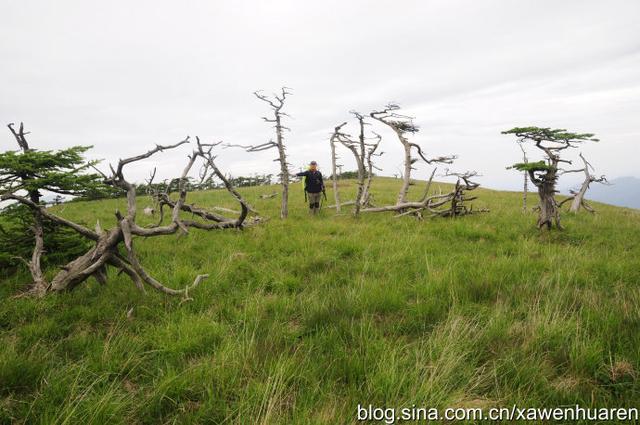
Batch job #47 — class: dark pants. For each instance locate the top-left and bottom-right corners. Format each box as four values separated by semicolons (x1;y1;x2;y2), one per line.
307;192;321;214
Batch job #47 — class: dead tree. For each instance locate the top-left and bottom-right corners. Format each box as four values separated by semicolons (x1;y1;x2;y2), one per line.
352;112;368;214
196;139;255;212
503;127;598;230
328;124;343;213
361;169;486;219
226;87;292;219
325;104;475;219
558;153;607;213
329;113;383;216
361;131;383;207
434;170;486;217
1;138;248;297
518;142;529;212
190;141;258;214
146;139;259;229
331;122;365;216
370;103;454;206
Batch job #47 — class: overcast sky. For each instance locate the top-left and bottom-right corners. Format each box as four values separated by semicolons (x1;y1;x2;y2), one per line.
2;0;639;191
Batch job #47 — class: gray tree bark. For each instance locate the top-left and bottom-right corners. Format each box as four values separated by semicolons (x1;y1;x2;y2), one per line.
2;138;248;296
333;122;366;217
569;153;605;213
225;88;292;218
518;142;528;213
7;123;48;295
370;104;454;209
329;124;342;213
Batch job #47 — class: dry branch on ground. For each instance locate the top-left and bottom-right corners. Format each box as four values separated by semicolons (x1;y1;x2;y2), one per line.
2;136;250;297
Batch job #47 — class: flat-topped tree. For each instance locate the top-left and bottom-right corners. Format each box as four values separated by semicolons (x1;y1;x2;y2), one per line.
503;126;599;230
1;122;107;294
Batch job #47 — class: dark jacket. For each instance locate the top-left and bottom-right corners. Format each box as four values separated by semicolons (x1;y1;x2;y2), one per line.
296;170;324;193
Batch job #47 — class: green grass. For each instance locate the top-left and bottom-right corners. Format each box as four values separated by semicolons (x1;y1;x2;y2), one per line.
1;177;639;424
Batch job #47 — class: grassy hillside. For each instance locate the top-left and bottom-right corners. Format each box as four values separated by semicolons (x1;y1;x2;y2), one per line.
1;177;639;424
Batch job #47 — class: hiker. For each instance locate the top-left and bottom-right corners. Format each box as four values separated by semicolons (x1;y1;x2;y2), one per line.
295;161;325;215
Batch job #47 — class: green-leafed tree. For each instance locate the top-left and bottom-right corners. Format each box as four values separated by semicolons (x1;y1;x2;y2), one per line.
0;122;107;294
503;126;598;230
0;204;91;279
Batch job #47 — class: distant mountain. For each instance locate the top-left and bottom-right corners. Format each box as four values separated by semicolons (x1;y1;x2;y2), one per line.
581;176;640;210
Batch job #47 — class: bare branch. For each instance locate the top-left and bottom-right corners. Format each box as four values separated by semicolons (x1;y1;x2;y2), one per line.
224;141;277;152
113;137;190;180
5;135;256;297
250;87;292;218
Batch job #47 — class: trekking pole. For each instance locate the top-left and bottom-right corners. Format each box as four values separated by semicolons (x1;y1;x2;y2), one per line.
321;188;327;212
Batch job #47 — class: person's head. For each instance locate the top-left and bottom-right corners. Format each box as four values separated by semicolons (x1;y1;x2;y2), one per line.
309;160;317;171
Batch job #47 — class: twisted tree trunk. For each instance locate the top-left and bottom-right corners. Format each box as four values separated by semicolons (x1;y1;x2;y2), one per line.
503;126;600;230
28;208;48;295
49;227;123;292
8;124;48;295
3;138;249;297
530;167;561;230
569;180;590;213
370;104;454;210
353;115;367;217
567;154;604;213
332;121;366;217
361;151;375;207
